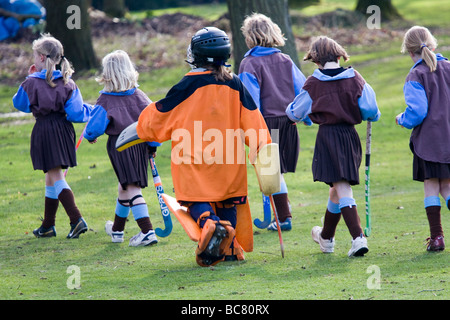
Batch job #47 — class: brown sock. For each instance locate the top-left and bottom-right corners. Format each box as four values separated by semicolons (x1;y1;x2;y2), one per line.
113;214;127;232
340;206;363;239
321;209;341;240
58;189;82;225
273;193;291;222
136;217;153;234
42;197;59;229
426;206;443;238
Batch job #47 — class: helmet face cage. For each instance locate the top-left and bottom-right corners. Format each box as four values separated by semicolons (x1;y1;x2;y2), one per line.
190;27;231;67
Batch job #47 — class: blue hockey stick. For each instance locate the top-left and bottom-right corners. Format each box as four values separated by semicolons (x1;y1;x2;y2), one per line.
150;157;173;237
254;193;272;229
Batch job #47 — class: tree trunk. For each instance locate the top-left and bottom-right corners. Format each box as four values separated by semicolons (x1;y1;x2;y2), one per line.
44;0;99;72
355;0;402;21
226;0;300;74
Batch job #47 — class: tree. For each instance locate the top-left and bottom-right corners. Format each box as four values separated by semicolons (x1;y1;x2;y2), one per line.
44;0;99;72
103;0;126;18
226;0;300;74
355;0;402;21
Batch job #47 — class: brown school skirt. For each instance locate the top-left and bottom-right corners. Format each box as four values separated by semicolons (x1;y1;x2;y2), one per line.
107;135;149;190
30;113;77;173
265;115;300;174
312;124;362;186
410;142;450;182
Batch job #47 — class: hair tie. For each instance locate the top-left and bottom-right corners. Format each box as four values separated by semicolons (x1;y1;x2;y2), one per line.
61;55;65;59
421;43;428;49
46;55;51;58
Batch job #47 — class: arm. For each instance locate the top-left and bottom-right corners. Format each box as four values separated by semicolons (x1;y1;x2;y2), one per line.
292;64;306;96
238;71;261;111
83;105;109;142
12;85;31;113
285;89;313;126
65;87;92;123
396;81;428;129
358;83;381;122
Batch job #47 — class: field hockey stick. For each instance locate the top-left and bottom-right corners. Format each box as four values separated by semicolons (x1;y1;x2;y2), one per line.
254;193;272;229
269;195;285;258
150;157;173;237
64;124;87;177
364;121;372;237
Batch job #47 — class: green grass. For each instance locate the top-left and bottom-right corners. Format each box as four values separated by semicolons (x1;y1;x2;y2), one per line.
1;0;449;302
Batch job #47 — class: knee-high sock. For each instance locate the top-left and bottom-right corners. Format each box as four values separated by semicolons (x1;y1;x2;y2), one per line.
55;180;81;225
339;197;362;239
321;198;341;240
42;186;59;228
425;196;443;238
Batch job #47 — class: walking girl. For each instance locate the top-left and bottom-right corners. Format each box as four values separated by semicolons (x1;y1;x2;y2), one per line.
84;50;160;247
286;36;380;257
239;13;307;231
396;26;450;252
13;34;91;239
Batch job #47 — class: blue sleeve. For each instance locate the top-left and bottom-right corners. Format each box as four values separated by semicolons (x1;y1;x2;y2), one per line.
292;64;306;96
397;81;428;129
83;105;109;141
238;71;261;111
358;83;381;122
12;86;31;113
146;141;162;147
65;88;91;123
286;89;313;126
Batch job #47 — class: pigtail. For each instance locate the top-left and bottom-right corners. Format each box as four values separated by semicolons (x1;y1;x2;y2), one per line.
60;56;74;85
44;55;57;88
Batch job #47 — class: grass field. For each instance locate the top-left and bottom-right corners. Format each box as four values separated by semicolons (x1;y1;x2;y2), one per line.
0;0;449;303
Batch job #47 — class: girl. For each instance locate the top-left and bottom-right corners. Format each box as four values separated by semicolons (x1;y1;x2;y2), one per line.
12;34;91;239
136;27;271;266
84;50;160;247
286;36;380;257
239;13;307;231
396;26;450;252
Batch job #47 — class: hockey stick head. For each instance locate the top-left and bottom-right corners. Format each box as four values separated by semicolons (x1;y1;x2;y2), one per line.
115;121;145;151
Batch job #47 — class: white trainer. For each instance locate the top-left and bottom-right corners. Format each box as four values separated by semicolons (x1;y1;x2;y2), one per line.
348;235;369;257
311;226;335;253
105;220;124;243
129;230;158;247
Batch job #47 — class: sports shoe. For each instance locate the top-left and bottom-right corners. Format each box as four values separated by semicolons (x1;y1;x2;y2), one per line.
311;226;335;253
129;230;158;247
267;217;292;231
426;235;445;252
33;225;56;238
105;220;124;243
66;217;88;239
348;234;369;257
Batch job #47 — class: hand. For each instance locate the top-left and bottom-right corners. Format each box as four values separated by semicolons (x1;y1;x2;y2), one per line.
89;138;98;144
395;113;404;128
28;64;37;75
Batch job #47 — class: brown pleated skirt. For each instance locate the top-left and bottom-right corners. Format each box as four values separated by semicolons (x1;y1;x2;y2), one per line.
30;113;77;173
265;115;300;174
312;124;362;186
107;135;149;190
410;142;450;182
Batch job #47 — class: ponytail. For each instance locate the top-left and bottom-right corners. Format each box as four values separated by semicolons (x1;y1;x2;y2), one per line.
60;56;74;85
421;44;437;72
44;55;57;88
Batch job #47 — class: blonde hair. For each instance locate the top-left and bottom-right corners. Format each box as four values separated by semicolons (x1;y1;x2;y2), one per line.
401;26;438;72
241;13;286;49
96;50;139;92
32;33;74;87
304;36;350;67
